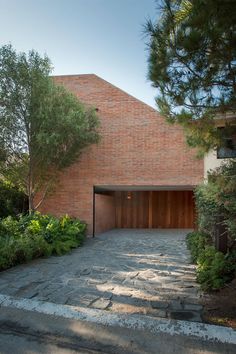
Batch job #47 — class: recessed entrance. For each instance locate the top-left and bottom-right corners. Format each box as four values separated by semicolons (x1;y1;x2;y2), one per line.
93;185;196;235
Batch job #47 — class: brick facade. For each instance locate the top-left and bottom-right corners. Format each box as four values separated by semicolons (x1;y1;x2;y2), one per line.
38;74;203;234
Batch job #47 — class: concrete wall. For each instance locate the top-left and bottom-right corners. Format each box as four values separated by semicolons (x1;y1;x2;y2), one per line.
204;117;236;179
95;194;115;235
204;149;229;179
38;74;204;234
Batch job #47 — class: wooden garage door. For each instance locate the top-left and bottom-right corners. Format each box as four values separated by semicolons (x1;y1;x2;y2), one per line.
115;190;195;228
151;191;195;228
115;191;149;228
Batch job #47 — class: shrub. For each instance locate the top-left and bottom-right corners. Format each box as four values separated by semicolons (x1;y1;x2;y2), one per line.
186;231;236;290
0;216;21;238
192;161;236;290
0;212;86;271
0;234;52;270
194;183;220;236
195;160;236;244
0;180;27;218
186;231;211;262
197;246;236;290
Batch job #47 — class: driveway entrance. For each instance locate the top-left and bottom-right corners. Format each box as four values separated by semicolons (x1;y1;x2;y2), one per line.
94;185;196;235
0;229;203;322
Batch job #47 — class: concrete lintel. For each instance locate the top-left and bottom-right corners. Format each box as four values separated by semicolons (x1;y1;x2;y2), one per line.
94;185;196;193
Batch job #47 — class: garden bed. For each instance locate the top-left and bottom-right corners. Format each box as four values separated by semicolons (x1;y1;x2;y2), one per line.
201;278;236;329
0;212;86;271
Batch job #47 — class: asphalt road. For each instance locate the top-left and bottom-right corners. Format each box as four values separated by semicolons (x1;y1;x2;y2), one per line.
0;308;121;354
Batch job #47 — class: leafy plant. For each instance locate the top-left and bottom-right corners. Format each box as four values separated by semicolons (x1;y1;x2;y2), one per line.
186;231;236;290
0;216;21;238
186;231;211;262
197;246;236;290
0;212;86;271
195;160;236;244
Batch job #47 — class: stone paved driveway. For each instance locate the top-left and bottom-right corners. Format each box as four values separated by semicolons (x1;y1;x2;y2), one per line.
0;229;203;321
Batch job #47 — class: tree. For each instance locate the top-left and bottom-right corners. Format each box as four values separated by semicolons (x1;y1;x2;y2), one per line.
146;0;236;155
0;45;100;212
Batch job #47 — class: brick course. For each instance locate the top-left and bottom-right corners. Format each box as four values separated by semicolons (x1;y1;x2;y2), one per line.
38;74;203;233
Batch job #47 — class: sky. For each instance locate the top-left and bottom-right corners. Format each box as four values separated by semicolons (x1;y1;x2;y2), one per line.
0;0;158;108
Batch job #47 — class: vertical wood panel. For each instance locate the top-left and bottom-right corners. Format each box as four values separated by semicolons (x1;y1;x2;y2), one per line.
148;191;153;228
167;192;170;227
144;192;149;228
138;192;143;228
115;192;121;228
151;190;195;228
115;190;195;229
132;192;137;228
126;192;132;228
183;191;187;228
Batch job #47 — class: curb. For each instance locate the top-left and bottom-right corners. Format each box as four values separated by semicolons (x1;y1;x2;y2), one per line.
0;293;235;345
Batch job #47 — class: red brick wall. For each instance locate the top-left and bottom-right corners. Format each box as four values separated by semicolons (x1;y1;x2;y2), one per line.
38;74;204;234
95;194;115;234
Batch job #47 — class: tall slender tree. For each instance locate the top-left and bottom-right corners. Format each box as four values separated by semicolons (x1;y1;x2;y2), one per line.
0;45;100;212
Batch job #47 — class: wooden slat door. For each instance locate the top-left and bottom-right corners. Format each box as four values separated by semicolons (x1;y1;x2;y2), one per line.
115;191;149;228
115;190;195;229
151;191;195;228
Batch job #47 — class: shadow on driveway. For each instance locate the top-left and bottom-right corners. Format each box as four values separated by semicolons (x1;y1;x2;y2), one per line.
0;229;203;322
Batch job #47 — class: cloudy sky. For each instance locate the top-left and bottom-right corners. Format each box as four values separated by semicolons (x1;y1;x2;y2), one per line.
0;0;159;107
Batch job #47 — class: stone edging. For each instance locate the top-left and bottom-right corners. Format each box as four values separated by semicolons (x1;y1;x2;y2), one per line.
0;293;235;345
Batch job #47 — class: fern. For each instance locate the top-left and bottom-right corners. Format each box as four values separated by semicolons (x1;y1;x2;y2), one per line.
0;213;86;270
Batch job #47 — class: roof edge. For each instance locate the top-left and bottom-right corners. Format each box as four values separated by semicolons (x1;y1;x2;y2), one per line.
52;74;158;114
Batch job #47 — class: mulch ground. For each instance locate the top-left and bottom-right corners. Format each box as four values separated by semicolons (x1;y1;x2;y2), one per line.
201;278;236;329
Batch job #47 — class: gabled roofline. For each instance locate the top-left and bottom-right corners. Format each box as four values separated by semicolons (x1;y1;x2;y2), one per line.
52;74;158;114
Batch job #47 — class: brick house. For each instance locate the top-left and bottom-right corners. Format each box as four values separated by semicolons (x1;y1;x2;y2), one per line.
39;74;203;235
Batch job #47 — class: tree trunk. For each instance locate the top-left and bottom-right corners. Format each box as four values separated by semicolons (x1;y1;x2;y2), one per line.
28;147;34;214
28;193;34;214
34;182;51;211
28;164;34;214
214;215;228;254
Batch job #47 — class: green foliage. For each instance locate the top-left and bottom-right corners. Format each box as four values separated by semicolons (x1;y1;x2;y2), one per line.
0;180;27;218
187;232;236;290
146;0;236;154
197;246;236;290
188;160;236;291
0;212;86;271
0;216;21;238
186;231;211;263
194;183;221;236
195;160;236;243
0;44;100;212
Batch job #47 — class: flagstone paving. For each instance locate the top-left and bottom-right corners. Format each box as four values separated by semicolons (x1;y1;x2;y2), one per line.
0;229;203;322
